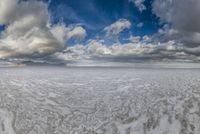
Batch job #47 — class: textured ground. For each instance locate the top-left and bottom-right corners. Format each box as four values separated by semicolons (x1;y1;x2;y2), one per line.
0;66;200;134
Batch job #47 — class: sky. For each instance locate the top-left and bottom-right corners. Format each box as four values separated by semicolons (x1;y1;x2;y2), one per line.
0;0;200;66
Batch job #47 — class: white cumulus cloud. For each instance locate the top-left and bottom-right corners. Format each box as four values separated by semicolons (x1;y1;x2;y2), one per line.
0;0;86;59
104;19;131;37
50;24;86;44
130;0;146;12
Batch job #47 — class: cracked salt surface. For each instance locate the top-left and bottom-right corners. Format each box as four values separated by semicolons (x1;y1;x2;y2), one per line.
0;66;200;134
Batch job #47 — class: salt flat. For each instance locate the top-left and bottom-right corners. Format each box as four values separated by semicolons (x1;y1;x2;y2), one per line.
0;66;200;134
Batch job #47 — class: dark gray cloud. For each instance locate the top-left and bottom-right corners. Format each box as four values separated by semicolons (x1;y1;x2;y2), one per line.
153;0;200;47
153;0;200;33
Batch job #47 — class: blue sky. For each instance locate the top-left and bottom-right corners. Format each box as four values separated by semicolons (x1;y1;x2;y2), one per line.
0;25;5;31
48;0;159;43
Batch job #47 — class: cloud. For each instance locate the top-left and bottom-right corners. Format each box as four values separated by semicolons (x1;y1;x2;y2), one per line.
0;28;61;58
129;36;141;43
53;45;87;61
0;0;86;59
53;38;200;63
136;22;144;28
50;24;86;44
0;0;17;24
104;19;131;37
152;0;200;48
153;0;200;32
67;26;87;41
129;0;146;12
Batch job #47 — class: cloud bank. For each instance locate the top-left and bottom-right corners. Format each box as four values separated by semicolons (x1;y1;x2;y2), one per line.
54;39;197;63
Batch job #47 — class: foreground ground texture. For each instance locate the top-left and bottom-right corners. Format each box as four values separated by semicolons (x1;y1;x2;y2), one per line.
0;66;200;134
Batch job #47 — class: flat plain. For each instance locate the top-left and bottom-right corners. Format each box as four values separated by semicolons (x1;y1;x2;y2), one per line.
0;66;200;134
